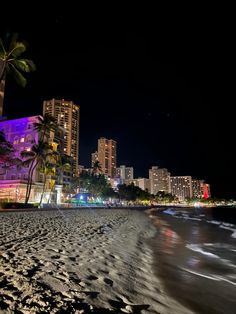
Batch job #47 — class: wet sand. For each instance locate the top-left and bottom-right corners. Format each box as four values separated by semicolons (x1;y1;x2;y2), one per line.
148;210;236;314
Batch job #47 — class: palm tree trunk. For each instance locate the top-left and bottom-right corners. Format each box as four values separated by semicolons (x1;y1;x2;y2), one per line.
25;161;38;204
39;175;47;207
0;59;6;117
27;161;39;203
47;187;54;204
25;161;34;204
0;79;6;118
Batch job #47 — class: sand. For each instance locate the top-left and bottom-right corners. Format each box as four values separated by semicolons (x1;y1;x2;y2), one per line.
0;208;192;313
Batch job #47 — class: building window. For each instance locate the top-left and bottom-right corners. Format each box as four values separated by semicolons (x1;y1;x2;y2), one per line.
26;134;32;143
20;136;25;143
13;136;19;145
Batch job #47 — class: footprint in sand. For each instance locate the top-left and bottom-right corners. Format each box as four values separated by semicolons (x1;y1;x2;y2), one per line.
86;275;98;281
104;278;113;286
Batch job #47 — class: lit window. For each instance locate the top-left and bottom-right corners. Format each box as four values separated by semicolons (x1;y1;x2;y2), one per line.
13;136;19;145
20;137;25;143
26;134;32;143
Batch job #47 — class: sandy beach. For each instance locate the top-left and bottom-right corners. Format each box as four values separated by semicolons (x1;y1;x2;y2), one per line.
0;208;192;313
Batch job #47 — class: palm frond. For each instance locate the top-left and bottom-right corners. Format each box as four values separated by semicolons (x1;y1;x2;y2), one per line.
21;159;33;167
21;150;35;159
12;59;36;73
9;42;26;58
7;63;27;87
8;34;28;58
0;38;6;56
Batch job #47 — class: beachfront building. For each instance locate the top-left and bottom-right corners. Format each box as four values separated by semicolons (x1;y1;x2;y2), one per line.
202;182;211;199
192;179;211;199
149;166;170;195
43;99;80;176
0;116;62;203
170;176;192;201
116;165;134;183
97;137;117;178
136;178;150;193
192;179;204;198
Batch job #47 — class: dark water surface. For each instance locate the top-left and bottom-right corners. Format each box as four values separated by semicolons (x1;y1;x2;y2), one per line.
151;212;236;314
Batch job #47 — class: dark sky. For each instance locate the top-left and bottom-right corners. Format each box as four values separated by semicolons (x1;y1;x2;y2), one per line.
0;6;234;198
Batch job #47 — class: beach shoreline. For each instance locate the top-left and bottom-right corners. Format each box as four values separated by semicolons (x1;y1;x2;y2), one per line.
0;208;192;313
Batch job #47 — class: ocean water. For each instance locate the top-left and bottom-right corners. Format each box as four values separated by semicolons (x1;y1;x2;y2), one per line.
151;208;236;313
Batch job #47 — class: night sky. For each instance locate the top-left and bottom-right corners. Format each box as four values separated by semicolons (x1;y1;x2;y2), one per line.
0;6;234;198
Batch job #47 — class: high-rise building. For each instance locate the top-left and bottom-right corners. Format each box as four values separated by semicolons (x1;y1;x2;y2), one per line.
192;179;211;199
192;179;204;198
43;99;80;175
97;137;117;178
149;166;170;195
202;183;211;199
170;176;192;201
116;165;134;182
91;151;98;168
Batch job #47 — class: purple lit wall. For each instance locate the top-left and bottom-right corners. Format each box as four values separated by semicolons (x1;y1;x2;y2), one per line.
0;116;41;181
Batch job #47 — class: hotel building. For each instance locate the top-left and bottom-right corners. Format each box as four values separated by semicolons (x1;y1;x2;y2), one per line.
43;99;80;176
91;151;98;168
192;179;211;199
149;166;170;195
0;116;62;203
97;137;117;178
170;176;192;201
116;165;134;183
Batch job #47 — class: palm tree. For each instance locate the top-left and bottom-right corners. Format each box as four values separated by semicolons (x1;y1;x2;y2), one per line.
33;113;58;141
38;161;56;207
43;154;71;205
0;33;36;117
21;140;54;204
21;113;59;204
92;160;102;175
56;155;71;185
0;129;14;163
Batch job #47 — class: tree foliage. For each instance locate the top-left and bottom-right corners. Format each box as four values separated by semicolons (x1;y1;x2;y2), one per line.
0;33;36;116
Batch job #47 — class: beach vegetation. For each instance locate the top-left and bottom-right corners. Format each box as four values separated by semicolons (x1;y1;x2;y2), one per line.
0;33;36;117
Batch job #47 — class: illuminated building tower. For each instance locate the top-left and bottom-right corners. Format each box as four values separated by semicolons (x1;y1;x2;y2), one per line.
149;166;170;195
43;99;80;176
97;137;117;178
91;151;98;167
201;182;211;199
192;179;211;199
192;179;204;198
116;165;134;183
170;176;192;201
